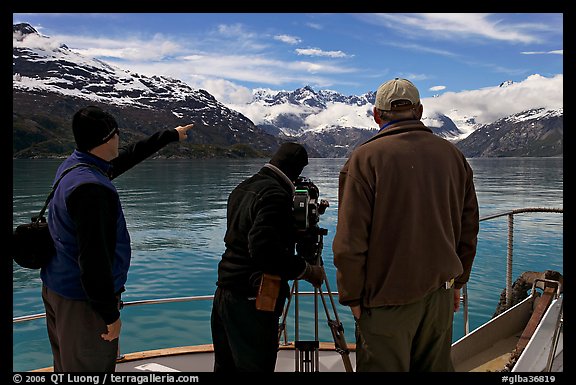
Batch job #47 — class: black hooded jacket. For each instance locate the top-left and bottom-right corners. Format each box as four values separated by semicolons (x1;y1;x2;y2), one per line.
216;165;307;298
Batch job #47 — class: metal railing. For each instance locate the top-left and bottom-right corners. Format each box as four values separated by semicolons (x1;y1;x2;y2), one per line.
460;207;563;335
14;207;563;342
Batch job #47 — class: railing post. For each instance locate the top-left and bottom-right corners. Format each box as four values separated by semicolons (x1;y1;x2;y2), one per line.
117;341;124;362
462;284;469;335
506;213;514;308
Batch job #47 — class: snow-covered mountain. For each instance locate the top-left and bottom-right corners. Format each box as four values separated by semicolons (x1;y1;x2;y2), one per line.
13;23;281;159
232;86;460;139
228;86;468;157
456;108;563;157
13;22;563;158
238;79;562;136
227;79;562;157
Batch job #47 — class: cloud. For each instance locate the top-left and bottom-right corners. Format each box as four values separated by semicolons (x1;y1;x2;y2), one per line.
227;99;375;132
228;100;311;127
52;34;183;62
423;74;563;126
216;23;255;39
400;73;430;82
385;42;458;57
45;25;357;93
363;13;553;44
521;50;563;55
198;79;254;105
18;15;561;111
274;34;301;45
13;31;63;51
295;48;351;58
208;23;270;52
430;85;446;92
305;103;375;130
306;22;323;30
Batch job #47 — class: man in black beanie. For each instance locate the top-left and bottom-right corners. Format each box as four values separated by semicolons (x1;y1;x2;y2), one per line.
72;106;121;152
211;142;323;372
41;105;193;372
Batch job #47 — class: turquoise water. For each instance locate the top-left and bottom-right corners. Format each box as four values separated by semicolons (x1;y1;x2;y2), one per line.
12;157;563;372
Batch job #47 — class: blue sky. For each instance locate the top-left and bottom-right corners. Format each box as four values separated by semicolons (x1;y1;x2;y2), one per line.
13;13;563;104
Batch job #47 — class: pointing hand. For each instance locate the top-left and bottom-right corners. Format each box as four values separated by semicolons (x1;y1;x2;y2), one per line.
175;124;194;141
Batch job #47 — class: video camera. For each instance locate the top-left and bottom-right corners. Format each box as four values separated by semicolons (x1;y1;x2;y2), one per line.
283;177;354;373
293;176;329;264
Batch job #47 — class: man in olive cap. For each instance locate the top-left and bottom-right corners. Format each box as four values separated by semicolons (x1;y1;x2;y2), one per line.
333;78;480;371
211;142;323;372
41;105;193;372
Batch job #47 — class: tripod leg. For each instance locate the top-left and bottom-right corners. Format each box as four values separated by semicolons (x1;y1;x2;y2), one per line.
317;268;354;372
314;286;319;371
278;281;296;345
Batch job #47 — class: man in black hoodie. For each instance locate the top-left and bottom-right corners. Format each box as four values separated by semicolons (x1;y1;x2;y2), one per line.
211;142;323;372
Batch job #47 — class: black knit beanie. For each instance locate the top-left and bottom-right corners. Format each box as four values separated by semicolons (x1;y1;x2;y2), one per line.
72;106;119;152
270;142;308;181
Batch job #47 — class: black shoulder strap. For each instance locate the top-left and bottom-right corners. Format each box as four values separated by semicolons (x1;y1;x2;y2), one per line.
35;163;105;222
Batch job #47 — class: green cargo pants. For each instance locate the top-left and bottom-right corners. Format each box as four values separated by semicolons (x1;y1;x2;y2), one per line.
355;285;455;372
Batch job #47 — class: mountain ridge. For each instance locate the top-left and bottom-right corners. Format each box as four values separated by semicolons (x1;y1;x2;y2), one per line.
13;23;562;159
13;23;284;159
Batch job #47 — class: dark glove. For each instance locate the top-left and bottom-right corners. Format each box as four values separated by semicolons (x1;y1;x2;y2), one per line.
299;262;324;287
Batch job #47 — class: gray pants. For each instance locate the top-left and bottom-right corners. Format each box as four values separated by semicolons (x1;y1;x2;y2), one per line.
355;286;455;372
42;285;119;372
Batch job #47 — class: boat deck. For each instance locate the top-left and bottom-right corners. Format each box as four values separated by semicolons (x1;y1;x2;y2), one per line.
115;342;356;372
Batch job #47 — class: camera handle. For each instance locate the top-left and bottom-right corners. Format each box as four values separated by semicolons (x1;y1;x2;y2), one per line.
277;231;353;372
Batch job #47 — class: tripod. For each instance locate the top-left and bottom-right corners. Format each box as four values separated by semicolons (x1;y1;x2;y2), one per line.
277;227;353;372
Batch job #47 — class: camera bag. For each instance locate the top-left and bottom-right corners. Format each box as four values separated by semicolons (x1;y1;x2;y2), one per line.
12;163;96;269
